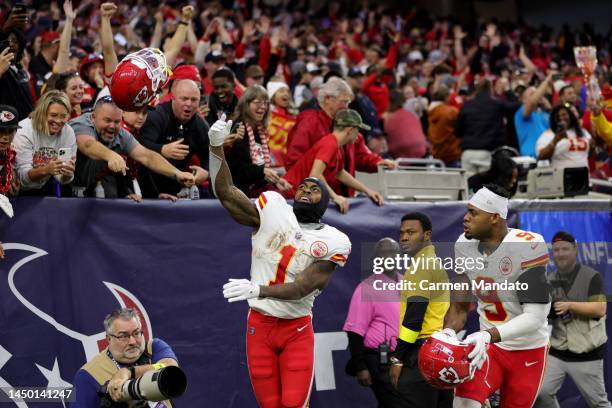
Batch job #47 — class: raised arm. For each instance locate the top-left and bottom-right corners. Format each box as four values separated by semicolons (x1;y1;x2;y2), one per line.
99;2;119;76
208;116;260;228
518;45;537;73
164;6;194;67
453;25;467;72
523;73;552;117
149;7;164;49
53;0;76;74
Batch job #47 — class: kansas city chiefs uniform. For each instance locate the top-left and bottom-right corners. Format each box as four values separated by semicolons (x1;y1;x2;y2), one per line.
248;191;352;318
455;228;551;350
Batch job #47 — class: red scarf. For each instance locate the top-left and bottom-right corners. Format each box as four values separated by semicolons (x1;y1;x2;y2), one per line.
246;123;271;168
0;148;16;195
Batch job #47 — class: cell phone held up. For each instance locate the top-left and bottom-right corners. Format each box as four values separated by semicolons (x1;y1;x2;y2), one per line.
57;148;72;162
12;3;27;15
0;40;10;53
556;123;566;135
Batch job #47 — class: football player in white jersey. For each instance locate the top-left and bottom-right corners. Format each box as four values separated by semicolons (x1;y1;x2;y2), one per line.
443;184;551;408
208;115;352;408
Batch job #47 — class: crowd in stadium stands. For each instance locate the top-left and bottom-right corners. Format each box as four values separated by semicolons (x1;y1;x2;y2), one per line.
0;0;611;205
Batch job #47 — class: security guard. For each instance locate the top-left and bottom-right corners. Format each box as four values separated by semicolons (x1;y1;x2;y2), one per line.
389;212;453;408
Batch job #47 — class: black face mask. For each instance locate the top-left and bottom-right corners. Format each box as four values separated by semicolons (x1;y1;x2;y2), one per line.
292;177;330;224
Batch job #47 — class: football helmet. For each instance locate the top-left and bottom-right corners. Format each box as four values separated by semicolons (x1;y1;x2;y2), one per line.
418;331;475;389
110;48;171;111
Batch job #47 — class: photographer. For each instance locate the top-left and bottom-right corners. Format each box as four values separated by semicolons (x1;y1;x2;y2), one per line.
535;232;610;408
72;308;179;408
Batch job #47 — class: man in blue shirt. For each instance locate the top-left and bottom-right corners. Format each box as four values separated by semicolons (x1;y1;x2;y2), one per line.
71;308;178;407
514;73;552;157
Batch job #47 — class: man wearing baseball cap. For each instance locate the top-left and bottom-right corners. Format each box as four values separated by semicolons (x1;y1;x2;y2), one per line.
537;231;610;408
0;105;21;198
29;31;60;95
0;104;19;258
346;66;382;141
282;109;384;214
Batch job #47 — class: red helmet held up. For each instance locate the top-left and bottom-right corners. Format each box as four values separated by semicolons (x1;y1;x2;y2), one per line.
418;331;475;389
110;48;171;111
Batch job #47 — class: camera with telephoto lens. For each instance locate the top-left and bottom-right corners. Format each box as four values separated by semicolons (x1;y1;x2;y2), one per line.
97;366;187;407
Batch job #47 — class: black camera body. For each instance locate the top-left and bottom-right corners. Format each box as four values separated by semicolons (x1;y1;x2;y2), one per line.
550;279;574;321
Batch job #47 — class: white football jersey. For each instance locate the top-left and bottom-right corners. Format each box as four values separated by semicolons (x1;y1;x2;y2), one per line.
455;228;551;350
248;191;352;318
535;129;591;170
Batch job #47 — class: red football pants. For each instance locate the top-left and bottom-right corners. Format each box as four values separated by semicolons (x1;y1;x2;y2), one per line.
456;344;548;407
246;309;315;408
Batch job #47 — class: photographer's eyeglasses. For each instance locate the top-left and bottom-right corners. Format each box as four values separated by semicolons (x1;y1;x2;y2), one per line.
108;329;143;342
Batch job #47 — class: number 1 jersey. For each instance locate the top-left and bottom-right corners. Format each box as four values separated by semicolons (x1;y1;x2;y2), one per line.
248;191;352;319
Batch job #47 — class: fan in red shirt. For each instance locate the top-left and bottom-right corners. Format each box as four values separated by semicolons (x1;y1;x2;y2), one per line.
283;109;384;213
285;78;396;196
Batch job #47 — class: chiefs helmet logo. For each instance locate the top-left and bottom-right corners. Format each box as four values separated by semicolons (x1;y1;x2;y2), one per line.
0;110;15;122
499;256;513;276
133;86;149;108
438;367;461;384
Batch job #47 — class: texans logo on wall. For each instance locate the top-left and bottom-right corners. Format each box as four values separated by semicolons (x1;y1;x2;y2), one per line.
0;243;154;407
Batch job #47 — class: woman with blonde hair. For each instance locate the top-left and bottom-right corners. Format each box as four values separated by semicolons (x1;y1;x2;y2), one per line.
226;85;291;197
13;90;77;196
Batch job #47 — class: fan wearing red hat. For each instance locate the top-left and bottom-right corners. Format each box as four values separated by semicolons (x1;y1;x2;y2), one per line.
79;53;105;108
29;31;60;94
158;64;203;105
0;105;20;197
